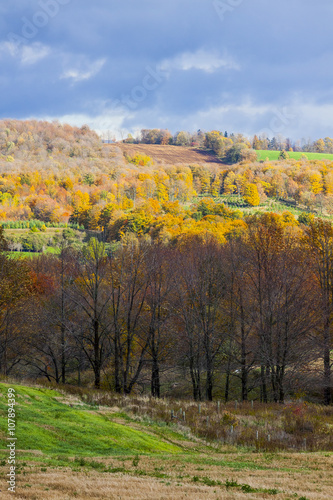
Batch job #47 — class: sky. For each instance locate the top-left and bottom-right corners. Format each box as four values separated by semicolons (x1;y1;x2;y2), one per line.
1;0;333;141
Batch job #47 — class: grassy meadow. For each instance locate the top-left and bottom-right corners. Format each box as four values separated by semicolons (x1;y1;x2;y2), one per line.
256;150;333;161
0;382;332;499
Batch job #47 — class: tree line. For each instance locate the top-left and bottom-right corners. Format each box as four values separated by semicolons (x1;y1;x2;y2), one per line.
123;128;333;157
1;213;333;405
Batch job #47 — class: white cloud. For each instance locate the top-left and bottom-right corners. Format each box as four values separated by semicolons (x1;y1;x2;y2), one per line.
32;106;132;141
0;41;50;65
0;41;17;58
26;97;333;144
21;43;50;65
61;58;106;83
159;49;240;74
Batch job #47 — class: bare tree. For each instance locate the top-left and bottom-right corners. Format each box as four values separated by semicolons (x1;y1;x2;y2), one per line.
108;238;151;394
69;238;111;389
245;216;316;402
141;244;176;397
304;219;333;405
175;237;226;401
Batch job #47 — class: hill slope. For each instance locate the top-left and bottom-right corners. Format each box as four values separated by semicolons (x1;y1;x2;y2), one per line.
0;383;182;457
105;143;223;166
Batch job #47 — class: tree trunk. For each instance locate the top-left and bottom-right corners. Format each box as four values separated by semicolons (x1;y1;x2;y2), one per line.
114;333;122;393
324;326;331;405
260;364;268;403
61;323;66;385
189;357;201;401
225;370;230;403
151;357;160;398
240;295;248;401
60;248;66;384
206;363;213;401
94;318;101;389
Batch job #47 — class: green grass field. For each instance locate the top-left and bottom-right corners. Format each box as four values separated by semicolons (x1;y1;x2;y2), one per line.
257;150;333;161
0;383;181;457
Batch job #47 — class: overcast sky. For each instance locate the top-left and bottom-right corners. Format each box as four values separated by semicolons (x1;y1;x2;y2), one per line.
1;0;333;141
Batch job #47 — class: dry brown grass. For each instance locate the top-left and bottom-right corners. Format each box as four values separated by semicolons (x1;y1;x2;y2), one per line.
0;452;332;499
105;143;223;166
56;386;333;453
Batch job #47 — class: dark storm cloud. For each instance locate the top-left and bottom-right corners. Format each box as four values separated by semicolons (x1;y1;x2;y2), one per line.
1;0;333;139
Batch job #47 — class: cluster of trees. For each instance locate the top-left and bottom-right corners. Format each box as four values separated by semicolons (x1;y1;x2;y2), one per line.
222;160;333;213
124;128;206;147
3;155;333;236
124;127;333;156
1;214;333;405
252;134;333;154
7;227;85;253
124;128;257;163
0;119;102;160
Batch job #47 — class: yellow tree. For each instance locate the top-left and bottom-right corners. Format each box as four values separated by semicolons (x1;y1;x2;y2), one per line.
314;138;325;153
243;183;260;206
200;170;211;195
324;172;333;195
211;174;221;197
223;172;237;195
309;172;323;194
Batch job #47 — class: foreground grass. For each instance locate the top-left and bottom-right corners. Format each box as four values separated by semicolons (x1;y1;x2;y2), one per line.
0;382;332;499
1;449;331;499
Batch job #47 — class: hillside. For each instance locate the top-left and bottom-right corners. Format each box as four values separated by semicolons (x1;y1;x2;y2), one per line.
108;142;333;165
1;382;332;499
105;142;224;166
2;120;333;236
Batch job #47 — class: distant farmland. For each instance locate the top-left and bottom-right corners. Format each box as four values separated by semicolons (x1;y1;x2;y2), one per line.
105;143;224;166
257;150;333;161
106;143;333;165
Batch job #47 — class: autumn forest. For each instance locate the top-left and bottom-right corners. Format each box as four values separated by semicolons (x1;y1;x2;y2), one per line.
1;119;333;406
